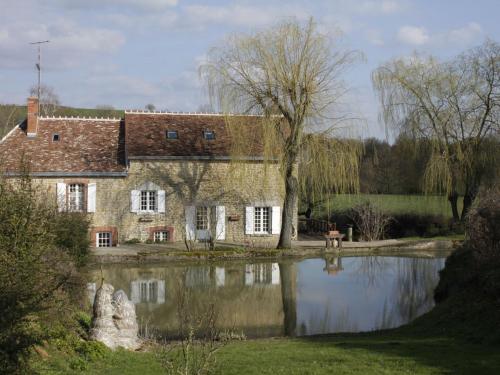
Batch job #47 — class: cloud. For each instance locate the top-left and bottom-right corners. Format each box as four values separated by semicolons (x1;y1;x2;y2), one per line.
355;0;407;14
397;26;429;45
0;19;125;70
446;22;483;44
365;29;384;46
54;0;178;12
396;22;483;48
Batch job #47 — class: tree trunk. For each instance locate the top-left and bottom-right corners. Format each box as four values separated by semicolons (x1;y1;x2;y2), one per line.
461;182;479;221
279;262;297;336
277;163;298;249
448;191;460;222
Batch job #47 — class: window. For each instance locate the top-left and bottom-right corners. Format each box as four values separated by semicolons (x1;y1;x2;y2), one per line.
52;133;60;142
140;281;158;303
140;190;157;212
203;130;215;140
166;130;178;139
97;232;111;247
254;207;270;234
154;231;169;242
68;184;85;212
196;206;209;230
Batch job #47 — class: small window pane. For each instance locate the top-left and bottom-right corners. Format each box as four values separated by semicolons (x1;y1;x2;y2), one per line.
52;134;60;142
196;206;209;230
140;191;157;211
166;130;178;139
68;184;84;212
254;207;270;234
154;231;169;242
203;131;215;140
97;232;111;247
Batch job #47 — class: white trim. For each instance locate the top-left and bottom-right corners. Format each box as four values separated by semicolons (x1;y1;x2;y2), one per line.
125;110;268;117
0;123;22;144
39;116;120;122
245;206;255;235
87;183;96;213
271;206;281;235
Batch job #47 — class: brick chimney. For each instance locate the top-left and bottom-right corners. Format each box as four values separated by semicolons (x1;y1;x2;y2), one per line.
27;96;39;137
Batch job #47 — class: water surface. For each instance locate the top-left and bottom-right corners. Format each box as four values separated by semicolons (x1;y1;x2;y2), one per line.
87;255;446;338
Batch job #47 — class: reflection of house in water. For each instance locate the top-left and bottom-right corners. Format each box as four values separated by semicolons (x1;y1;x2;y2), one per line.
87;262;296;338
323;257;343;276
245;263;280;285
131;279;165;304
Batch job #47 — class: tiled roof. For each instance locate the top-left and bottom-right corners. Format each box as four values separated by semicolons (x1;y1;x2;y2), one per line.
0;112;268;174
125;112;264;158
0;117;126;174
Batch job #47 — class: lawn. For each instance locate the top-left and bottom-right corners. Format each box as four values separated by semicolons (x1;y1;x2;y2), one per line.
316;194;461;218
34;332;500;375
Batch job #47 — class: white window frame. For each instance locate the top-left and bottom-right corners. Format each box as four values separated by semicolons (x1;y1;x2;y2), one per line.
96;232;111;247
68;183;85;212
254;207;270;234
140;190;157;212
203;130;215;140
196;206;209;231
154;230;169;242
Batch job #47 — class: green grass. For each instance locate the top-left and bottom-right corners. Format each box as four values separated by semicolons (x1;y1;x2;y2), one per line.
317;194;462;218
34;332;500;375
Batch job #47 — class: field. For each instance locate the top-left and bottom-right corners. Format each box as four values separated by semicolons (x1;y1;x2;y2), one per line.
316;194;461;218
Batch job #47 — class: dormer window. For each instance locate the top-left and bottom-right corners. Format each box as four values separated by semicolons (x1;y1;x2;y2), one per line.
166;130;178;139
52;133;60;142
203;130;215;140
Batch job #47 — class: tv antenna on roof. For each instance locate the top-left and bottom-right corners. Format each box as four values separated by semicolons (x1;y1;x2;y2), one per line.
30;40;50;114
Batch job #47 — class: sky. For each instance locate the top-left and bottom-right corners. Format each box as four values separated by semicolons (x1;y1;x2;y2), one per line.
0;0;498;138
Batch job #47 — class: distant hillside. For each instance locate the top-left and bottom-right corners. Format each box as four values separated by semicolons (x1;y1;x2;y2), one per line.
0;104;124;138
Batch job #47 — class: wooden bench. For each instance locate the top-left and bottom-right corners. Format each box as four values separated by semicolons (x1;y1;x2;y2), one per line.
324;230;345;248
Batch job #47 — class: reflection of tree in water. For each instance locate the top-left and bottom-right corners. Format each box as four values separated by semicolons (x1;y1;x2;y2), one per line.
375;257;443;329
299;302;358;335
353;256;392;288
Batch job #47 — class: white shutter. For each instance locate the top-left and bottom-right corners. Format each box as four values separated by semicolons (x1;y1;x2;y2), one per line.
245;206;255;235
87;183;96;213
157;190;166;213
130;190;140;213
245;264;254;286
215;267;225;287
271;206;281;234
215;206;226;240
185;206;196;240
157;280;165;304
271;263;280;285
130;281;140;304
56;182;66;212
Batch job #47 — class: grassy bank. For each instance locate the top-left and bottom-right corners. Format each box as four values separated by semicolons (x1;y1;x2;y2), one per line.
33;330;500;374
316;194;460;218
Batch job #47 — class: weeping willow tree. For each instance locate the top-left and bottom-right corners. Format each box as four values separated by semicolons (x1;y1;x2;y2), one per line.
201;18;362;248
372;40;500;221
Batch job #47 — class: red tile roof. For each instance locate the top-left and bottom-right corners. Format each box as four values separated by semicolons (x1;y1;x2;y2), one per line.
125;112;264;158
0;112;268;175
0;118;126;174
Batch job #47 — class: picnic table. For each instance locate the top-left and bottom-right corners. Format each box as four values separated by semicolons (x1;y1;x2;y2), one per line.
324;230;345;248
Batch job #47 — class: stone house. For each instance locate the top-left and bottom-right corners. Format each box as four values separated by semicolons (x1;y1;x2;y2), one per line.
0;98;296;248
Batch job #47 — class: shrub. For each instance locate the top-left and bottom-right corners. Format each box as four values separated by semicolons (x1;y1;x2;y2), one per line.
124;238;141;244
54;212;90;267
348;202;392;241
0;176;84;373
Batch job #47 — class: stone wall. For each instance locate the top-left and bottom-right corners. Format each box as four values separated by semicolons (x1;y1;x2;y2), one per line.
31;160;297;247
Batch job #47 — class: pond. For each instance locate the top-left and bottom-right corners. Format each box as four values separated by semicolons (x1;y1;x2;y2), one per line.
87;255;446;338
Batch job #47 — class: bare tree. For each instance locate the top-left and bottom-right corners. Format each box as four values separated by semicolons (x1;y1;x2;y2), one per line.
201;18;362;248
372;40;500;221
29;84;60;116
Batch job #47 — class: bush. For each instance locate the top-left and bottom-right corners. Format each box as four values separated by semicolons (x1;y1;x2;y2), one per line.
431;188;500;343
54;212;90;267
0;176;85;373
348;202;392;241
